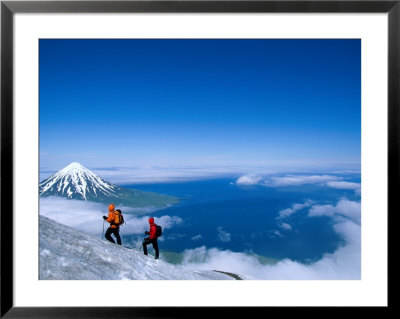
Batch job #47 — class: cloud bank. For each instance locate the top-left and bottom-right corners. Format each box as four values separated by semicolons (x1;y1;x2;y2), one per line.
309;198;361;224
265;175;340;187
39;197;182;237
236;174;361;195
40;194;361;280
178;197;361;280
326;181;361;196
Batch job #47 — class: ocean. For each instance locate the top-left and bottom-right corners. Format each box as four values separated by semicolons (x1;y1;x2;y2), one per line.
124;175;361;263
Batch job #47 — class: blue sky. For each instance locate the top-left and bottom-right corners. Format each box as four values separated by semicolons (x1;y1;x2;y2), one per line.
40;39;361;179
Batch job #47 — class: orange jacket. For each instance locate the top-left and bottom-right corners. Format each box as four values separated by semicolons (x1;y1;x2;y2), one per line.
106;204;118;229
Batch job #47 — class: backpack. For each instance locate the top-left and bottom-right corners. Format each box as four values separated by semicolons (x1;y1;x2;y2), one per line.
114;210;125;226
155;225;162;237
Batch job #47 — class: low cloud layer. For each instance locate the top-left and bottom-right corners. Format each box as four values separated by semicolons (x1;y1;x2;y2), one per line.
178;197;361;280
236;174;340;187
326;181;361;190
309;198;361;224
39;197;182;237
40;195;361;280
88;166;245;185
326;181;361;196
265;175;340;187
236;174;361;195
41;161;362;185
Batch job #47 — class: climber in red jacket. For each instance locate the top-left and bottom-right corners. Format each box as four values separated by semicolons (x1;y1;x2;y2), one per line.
142;217;159;259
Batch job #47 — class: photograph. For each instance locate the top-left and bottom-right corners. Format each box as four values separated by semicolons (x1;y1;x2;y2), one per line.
38;38;362;280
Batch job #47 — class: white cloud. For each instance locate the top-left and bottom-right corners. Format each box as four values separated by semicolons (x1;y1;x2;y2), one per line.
39;197;183;237
273;230;284;237
277;200;313;219
217;226;231;242
265;175;340;187
236;174;361;195
180;246;262;277
179;216;360;280
308;204;336;217
236;174;341;187
191;234;203;241
179;219;360;280
177;197;361;280
326;181;361;190
333;199;361;223
236;175;262;186
326;181;361;196
308;198;361;224
93;166;246;185
39;195;361;280
279;222;292;231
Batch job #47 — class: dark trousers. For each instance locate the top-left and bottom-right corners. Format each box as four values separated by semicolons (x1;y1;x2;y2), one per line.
142;238;159;259
105;227;121;245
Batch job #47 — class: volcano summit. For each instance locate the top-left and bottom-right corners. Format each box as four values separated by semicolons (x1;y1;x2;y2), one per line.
39;162;179;210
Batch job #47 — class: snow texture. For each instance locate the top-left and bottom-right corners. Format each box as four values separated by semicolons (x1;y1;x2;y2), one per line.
39;215;233;280
39;162;119;200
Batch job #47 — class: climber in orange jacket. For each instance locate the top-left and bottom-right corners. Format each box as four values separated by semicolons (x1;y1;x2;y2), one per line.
103;203;122;245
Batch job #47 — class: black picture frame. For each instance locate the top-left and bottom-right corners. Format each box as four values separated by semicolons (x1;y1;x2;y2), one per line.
1;0;395;317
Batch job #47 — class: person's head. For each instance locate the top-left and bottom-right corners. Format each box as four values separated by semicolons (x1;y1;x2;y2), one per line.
116;209;121;214
148;217;154;225
108;203;115;212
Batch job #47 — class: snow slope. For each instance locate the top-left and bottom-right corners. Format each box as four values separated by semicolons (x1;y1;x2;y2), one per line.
39;215;234;280
39;162;119;200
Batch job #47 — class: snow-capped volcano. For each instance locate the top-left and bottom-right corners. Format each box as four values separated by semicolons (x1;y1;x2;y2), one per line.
39;162;120;201
39;162;179;209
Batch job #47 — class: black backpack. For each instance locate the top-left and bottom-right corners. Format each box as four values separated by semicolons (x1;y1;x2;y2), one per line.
155;225;162;237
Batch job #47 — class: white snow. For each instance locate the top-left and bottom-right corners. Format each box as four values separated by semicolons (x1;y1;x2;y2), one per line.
39;215;234;280
39;162;120;200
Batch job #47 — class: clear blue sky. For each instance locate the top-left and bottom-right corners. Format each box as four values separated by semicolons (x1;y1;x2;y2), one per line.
40;39;360;174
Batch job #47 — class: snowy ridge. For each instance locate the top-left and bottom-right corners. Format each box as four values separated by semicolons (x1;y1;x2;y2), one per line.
39;162;121;200
39;215;234;280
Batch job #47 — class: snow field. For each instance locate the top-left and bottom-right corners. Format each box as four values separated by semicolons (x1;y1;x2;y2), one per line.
39;216;233;280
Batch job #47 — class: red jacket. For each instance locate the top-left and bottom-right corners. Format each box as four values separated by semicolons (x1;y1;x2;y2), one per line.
148;217;157;239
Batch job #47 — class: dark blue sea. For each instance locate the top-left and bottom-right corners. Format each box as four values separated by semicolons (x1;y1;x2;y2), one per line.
125;176;360;263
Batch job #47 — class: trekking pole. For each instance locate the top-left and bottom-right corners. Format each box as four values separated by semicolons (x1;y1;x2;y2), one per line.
102;220;105;239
